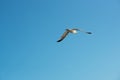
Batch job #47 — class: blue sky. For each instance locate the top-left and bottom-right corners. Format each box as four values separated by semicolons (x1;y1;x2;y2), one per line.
0;0;120;80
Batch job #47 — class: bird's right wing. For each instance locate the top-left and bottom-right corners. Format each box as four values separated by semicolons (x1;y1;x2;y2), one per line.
57;30;69;42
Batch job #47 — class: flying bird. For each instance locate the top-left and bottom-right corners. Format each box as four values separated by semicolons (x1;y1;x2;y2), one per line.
57;28;92;42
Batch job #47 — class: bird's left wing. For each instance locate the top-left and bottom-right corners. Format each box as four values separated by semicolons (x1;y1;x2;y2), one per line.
57;30;69;42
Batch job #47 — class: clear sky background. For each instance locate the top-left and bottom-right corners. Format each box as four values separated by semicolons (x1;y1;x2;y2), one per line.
0;0;120;80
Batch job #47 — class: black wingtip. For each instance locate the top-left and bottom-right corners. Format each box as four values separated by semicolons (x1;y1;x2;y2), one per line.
57;40;61;42
86;32;92;34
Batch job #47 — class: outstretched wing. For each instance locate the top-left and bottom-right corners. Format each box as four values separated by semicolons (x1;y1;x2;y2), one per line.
57;30;69;42
73;28;92;34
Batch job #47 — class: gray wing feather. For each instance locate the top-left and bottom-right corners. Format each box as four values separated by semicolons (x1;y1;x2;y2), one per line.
57;31;69;42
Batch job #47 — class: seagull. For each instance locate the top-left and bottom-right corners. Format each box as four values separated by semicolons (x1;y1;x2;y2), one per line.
57;28;92;42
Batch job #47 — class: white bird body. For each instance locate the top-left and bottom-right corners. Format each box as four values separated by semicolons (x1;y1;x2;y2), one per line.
72;30;77;33
66;29;78;33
